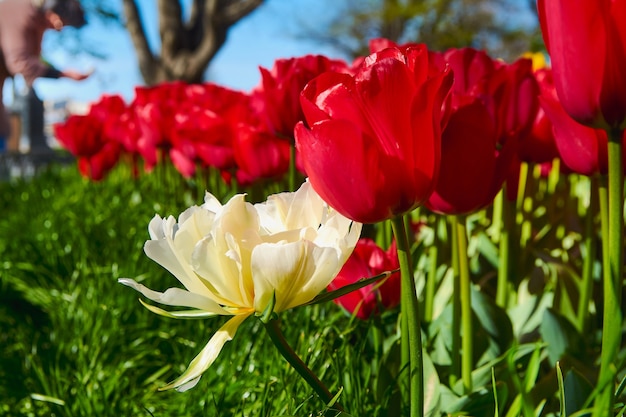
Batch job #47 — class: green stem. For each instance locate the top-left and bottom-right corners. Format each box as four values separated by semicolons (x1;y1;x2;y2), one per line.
490;190;503;244
288;144;296;192
516;161;529;213
424;242;438;324
595;129;625;415
450;216;461;386
263;318;344;412
496;194;513;308
576;176;597;334
391;215;423;417
455;215;473;394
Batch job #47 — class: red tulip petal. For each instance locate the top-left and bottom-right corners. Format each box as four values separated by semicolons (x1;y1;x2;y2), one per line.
539;0;605;126
427;102;497;214
539;94;604;176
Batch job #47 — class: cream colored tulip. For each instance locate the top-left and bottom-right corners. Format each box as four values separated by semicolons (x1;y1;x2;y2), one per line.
119;181;362;391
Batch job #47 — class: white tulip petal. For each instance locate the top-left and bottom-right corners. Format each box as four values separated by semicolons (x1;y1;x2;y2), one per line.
201;191;223;214
192;235;248;307
256;181;325;233
251;240;321;312
160;313;249;391
284;180;325;228
216;195;260;238
118;278;230;314
147;214;169;241
138;299;221;319
283;244;342;310
144;213;213;297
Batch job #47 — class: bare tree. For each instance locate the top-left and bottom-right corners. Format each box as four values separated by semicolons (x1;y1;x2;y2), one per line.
122;0;264;85
298;0;540;61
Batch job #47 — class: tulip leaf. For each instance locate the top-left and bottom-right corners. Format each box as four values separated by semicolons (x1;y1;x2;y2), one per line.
556;362;566;417
539;308;583;365
423;351;441;416
563;367;593;416
304;269;399;306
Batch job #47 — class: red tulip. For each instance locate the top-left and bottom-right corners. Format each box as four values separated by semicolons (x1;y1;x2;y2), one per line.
540;80;626;176
132;82;249;177
518;69;559;164
234;124;291;185
328;238;400;319
295;45;452;223
55;114;104;157
538;0;626;129
426;49;537;215
132;82;186;169
252;54;349;139
54;95;129;180
77;141;122;181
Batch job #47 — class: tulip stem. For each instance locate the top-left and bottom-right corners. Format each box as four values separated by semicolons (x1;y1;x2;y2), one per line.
595;129;624;415
450;216;461;386
424;237;438;324
454;215;473;394
288;144;296;191
263;317;344;412
576;176;597;334
496;193;513;308
391;215;423;417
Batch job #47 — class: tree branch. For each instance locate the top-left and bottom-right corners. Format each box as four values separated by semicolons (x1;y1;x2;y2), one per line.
122;0;160;84
158;0;184;77
217;0;265;26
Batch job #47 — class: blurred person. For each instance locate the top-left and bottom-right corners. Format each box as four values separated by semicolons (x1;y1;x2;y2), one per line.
0;0;89;151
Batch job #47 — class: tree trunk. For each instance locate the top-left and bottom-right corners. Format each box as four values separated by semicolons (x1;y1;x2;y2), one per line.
122;0;264;85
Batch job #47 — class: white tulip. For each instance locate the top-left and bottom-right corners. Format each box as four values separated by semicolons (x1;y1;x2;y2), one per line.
119;181;361;391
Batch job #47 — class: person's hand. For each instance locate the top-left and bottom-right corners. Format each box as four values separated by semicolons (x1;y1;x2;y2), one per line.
61;69;94;81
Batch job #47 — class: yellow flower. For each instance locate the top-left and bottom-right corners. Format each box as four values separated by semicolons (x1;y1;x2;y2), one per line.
119;181;362;391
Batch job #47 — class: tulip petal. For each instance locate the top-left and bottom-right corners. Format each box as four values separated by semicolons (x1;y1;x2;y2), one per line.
160;313;249;391
191;234;250;308
118;278;230;315
539;94;605;176
192;196;260;308
144;211;216;297
251;240;342;312
354;56;416;156
256;181;325;233
538;0;606;126
138;298;221;319
296;120;410;223
427;102;498;214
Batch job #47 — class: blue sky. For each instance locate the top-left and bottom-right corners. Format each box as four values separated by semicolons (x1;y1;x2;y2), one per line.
6;0;345;104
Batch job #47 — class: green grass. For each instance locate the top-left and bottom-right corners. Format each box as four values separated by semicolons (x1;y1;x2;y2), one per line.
0;164;396;416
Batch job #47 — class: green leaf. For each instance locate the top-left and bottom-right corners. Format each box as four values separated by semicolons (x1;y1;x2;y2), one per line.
304;270;398;306
440;384;499;416
492;367;509;417
523;344;543;393
539;308;583;365
472;287;514;356
563;368;593;416
475;232;500;269
557;362;566;417
424;351;441;417
508;278;554;337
